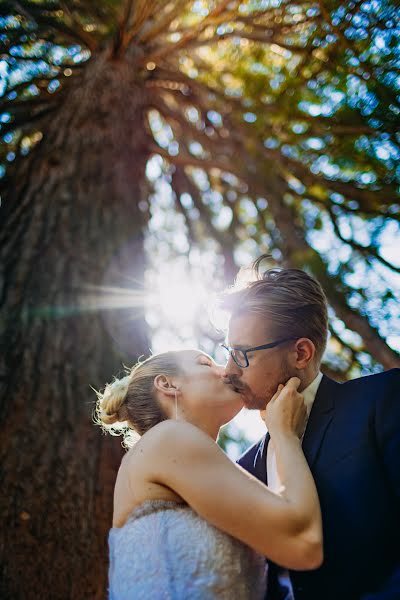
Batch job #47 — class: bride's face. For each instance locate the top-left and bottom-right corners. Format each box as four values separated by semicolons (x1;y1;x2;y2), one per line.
177;350;243;422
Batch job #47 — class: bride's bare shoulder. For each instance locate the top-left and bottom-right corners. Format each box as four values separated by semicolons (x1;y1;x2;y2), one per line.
148;419;210;441
136;420;214;455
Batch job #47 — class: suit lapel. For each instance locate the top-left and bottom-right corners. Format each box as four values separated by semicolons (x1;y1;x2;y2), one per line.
302;375;338;468
253;433;269;484
248;375;338;482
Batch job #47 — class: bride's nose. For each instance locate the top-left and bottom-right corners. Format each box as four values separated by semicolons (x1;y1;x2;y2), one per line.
216;365;233;385
214;363;226;378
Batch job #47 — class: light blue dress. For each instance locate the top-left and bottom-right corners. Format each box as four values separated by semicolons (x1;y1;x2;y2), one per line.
108;499;267;599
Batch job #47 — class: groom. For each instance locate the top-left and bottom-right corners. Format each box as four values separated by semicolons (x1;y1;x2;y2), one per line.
221;258;400;600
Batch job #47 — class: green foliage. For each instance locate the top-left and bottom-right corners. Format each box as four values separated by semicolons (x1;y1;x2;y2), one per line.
218;422;251;457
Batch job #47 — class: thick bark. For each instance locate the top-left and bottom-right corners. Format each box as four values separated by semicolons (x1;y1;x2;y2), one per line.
0;49;151;599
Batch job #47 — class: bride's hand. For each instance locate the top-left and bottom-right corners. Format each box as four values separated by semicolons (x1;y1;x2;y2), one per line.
262;377;307;439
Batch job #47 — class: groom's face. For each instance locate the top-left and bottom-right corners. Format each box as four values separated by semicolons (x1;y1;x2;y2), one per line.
224;312;296;410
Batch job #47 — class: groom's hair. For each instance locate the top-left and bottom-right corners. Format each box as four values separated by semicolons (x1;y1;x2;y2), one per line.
220;256;329;362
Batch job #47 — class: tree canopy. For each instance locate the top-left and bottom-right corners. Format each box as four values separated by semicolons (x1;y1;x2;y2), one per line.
1;0;399;378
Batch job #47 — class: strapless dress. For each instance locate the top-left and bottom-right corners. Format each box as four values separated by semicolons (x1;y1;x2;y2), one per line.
108;499;267;599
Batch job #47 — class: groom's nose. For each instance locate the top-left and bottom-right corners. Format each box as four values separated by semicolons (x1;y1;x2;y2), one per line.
222;356;243;380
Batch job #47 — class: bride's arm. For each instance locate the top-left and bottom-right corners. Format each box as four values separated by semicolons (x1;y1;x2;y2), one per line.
143;381;323;570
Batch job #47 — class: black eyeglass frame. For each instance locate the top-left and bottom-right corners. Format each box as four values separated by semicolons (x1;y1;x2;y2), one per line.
221;337;297;368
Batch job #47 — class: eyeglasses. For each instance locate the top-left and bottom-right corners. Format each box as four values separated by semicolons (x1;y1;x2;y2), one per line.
220;337;297;368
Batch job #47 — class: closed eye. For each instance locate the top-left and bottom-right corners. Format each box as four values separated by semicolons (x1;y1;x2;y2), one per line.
196;352;213;367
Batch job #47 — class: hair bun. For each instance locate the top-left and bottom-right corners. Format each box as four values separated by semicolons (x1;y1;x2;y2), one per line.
97;375;131;426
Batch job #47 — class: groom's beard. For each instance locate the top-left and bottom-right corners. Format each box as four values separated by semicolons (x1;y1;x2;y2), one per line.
232;356;294;410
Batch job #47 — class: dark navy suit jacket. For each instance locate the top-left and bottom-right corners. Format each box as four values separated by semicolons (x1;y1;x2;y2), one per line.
237;369;400;600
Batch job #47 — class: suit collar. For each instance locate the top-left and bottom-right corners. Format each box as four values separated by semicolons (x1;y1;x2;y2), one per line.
302;374;339;467
250;375;339;481
313;373;338;412
303;371;324;417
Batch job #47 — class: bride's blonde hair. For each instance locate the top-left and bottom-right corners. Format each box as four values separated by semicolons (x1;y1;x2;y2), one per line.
93;351;182;447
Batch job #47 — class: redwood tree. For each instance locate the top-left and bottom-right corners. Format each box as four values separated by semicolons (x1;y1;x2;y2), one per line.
0;1;399;598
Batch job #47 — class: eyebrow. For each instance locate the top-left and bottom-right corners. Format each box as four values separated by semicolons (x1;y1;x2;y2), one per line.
226;342;252;349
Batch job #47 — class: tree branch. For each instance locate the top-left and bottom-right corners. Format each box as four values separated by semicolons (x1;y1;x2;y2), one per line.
326;205;400;274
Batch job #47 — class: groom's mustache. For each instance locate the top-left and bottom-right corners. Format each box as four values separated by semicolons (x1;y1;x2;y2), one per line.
223;376;246;393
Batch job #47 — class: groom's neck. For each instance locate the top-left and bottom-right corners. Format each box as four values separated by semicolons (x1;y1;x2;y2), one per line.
299;365;320;392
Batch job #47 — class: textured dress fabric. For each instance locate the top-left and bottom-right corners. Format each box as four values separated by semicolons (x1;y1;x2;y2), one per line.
108;499;268;600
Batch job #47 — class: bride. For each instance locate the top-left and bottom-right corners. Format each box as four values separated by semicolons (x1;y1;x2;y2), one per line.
95;349;322;599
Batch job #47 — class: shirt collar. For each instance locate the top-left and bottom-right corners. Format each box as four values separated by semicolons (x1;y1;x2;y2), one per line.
302;372;323;417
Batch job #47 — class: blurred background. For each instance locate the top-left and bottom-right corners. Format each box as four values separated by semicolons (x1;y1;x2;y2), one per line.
1;1;399;598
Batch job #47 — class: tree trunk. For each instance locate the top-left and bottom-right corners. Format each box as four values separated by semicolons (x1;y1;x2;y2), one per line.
0;49;151;599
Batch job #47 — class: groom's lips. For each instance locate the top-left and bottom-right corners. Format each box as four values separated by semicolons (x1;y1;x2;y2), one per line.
223;377;247;395
225;382;242;394
230;382;246;394
225;381;241;394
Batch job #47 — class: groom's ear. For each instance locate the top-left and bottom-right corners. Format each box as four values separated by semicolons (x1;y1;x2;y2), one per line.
153;374;177;397
293;338;316;369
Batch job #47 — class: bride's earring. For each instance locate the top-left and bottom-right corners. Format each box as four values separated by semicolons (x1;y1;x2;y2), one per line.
174;388;179;420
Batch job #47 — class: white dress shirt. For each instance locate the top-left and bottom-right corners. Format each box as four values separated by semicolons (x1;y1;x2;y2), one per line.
266;372;323;598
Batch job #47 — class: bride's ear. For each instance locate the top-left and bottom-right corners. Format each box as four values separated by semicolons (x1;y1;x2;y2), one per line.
153;374;178;397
